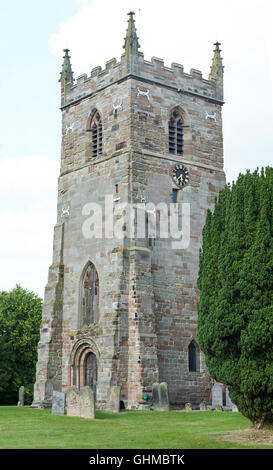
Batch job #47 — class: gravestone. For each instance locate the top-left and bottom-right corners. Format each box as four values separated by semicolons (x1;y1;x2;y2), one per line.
215;405;223;411
225;388;236;409
200;402;206;411
18;386;25;407
52;390;66;415
80;386;95;419
232;404;239;412
159;382;170;411
66;387;81;417
152;383;160;410
106;386;120;413
211;383;223;407
185;402;192;411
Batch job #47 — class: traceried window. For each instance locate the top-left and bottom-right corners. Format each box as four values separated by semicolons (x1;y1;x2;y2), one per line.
168;109;184;155
90;111;102;157
82;263;99;325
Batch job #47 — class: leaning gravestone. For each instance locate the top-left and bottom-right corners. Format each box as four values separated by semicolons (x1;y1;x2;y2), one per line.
80;386;95;419
106;386;120;413
66;387;81;417
211;383;223;408
152;382;160;410
159;382;170;411
52;390;66;415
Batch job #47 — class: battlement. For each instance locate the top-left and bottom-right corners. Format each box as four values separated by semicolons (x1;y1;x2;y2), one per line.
60;11;223;108
61;49;221;109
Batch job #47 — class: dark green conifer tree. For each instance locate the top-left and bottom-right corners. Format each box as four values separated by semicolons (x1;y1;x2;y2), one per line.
198;168;273;429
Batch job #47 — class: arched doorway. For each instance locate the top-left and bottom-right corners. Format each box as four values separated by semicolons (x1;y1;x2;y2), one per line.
70;340;99;394
84;351;97;390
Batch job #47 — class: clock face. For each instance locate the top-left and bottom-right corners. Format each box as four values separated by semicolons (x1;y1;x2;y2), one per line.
172;164;189;188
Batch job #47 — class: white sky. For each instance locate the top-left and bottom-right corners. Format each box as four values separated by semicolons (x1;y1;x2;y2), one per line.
0;0;272;297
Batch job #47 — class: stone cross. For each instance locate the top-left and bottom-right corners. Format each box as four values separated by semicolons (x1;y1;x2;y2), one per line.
211;383;223;407
106;386;121;413
52;390;66;415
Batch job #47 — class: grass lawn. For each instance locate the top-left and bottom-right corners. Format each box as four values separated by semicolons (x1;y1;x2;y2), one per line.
0;407;272;449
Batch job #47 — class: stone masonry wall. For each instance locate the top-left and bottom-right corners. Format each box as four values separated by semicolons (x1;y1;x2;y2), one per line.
32;40;225;409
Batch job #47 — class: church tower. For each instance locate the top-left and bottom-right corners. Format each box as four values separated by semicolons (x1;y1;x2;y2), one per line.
32;12;225;409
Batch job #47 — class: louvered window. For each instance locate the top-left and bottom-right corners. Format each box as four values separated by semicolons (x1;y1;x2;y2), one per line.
168;110;184;155
91;111;102;157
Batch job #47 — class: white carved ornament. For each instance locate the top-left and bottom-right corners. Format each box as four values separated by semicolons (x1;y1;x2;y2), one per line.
205;112;217;122
137;87;150;102
61;206;70;218
65;123;74;135
113;100;123;113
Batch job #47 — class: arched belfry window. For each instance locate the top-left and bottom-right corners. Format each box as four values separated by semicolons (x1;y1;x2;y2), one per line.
90;110;102;157
188;340;200;372
169;109;184;155
82;263;99;325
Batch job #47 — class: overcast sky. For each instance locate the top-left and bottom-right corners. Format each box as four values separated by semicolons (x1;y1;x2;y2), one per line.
0;0;272;298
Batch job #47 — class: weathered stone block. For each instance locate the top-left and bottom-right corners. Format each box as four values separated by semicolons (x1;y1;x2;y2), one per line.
52;390;66;415
212;383;223;407
159;382;170;411
18;386;24;407
152;382;160;410
80;386;95;419
106;386;120;413
66;387;80;417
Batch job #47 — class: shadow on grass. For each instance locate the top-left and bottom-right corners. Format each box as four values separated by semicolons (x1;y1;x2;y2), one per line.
95;410;134;420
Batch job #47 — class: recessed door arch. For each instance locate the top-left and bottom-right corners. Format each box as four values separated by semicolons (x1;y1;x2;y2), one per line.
70;339;99;392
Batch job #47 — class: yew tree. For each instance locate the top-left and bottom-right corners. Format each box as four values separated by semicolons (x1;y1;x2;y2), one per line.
198;167;273;429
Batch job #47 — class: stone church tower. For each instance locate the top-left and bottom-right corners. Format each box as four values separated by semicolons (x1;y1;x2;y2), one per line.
31;12;225;409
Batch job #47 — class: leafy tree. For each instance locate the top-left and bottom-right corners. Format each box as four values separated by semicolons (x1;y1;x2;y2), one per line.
0;285;42;405
198;167;273;429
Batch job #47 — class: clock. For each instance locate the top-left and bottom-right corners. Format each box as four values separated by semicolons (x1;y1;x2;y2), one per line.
172;164;189;188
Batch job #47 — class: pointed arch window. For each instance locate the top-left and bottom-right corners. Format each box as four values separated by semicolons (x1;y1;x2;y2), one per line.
82;263;99;325
188;340;200;372
169;109;184;155
90;111;103;157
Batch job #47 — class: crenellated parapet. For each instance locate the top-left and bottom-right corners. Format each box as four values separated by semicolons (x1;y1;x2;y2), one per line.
61;53;223;110
60;13;224;109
